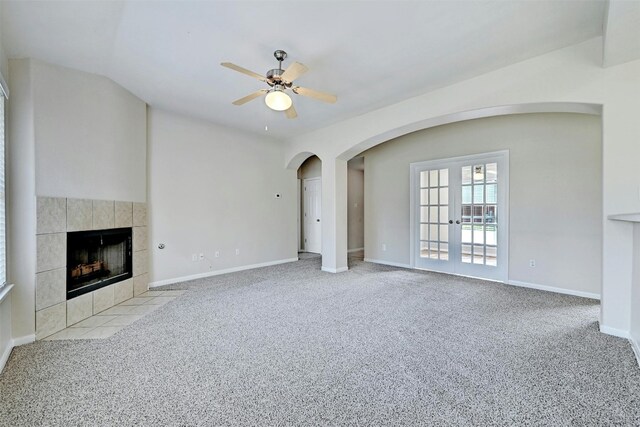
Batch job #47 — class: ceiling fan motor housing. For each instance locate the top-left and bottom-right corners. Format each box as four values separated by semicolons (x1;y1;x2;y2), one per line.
266;68;293;87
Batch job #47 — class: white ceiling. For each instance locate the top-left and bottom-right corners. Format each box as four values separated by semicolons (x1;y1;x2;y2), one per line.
1;1;607;138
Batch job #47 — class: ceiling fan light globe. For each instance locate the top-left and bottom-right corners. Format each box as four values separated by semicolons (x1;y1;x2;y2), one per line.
265;90;292;111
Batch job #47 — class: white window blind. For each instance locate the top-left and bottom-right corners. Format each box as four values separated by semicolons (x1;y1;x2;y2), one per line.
0;96;5;287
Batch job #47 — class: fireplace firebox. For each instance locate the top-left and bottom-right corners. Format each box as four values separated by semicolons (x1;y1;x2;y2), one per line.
67;228;132;300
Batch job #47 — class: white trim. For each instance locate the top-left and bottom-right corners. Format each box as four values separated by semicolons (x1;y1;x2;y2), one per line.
630;337;640;367
364;258;411;269
0;283;13;305
148;258;299;287
0;340;12;374
321;266;349;273
347;247;364;253
1;334;36;374
12;334;35;346
599;324;629;338
507;279;600;300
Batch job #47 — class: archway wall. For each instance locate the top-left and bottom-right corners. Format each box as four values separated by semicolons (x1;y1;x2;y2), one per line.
284;37;640;338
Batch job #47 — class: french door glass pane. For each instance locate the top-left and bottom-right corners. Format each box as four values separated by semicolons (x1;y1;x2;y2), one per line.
460;161;498;267
419;167;449;260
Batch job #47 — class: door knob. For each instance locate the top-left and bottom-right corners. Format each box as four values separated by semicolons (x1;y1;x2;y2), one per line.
456;220;461;224
316;219;320;222
448;220;453;224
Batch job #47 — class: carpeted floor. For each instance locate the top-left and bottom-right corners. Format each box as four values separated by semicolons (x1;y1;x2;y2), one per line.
1;255;639;426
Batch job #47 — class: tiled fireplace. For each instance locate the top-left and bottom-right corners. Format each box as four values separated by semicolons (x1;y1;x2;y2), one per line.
35;198;149;340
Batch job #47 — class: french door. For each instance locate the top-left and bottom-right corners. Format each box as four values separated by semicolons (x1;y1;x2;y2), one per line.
410;151;508;282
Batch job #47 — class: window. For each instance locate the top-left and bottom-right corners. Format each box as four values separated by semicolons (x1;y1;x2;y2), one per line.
0;94;5;286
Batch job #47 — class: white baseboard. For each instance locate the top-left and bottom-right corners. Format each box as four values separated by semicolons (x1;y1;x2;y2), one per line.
599;324;630;339
13;334;35;346
347;247;364;253
0;340;12;374
364;258;411;269
148;258;299;288
321;266;349;273
630;337;640;367
506;279;600;300
0;334;35;374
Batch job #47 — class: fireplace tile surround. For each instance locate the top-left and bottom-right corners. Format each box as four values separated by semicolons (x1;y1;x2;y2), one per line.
35;197;149;340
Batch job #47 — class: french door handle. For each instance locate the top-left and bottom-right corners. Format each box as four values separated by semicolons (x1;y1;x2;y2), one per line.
455;220;461;225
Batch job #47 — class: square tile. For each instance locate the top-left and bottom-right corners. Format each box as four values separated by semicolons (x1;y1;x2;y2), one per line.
36;268;66;311
67;293;93;326
93;285;115;314
133;202;147;226
36;302;67;340
133;274;149;296
81;326;123;339
92;200;115;230
127;304;161;315
114;279;133;305
115;201;133;228
37;197;66;234
133;250;148;277
133;226;147;252
97;305;134;316
138;290;164;297
45;327;94;340
144;296;176;306
118;297;154;306
70;315;117;328
101;315;143;327
67;198;93;231
36;233;66;273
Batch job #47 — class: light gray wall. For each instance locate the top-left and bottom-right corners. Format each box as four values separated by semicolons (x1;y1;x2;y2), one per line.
363;113;602;295
148;108;297;284
31;60;147;201
7;59;36;339
347;168;364;250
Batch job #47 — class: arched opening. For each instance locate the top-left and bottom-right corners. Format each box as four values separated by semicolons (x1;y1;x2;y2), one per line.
297;155;322;261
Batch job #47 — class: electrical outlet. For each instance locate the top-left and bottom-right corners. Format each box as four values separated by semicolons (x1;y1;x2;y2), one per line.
235;249;240;255
382;243;387;251
199;253;204;261
215;251;220;258
529;259;536;267
191;254;197;262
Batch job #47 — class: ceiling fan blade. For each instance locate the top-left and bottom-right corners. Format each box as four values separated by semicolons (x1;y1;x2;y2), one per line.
293;86;337;104
281;62;309;83
285;105;298;119
232;90;267;105
221;62;266;82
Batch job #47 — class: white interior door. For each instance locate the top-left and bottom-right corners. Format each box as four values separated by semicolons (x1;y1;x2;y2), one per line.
303;178;322;253
411;152;508;282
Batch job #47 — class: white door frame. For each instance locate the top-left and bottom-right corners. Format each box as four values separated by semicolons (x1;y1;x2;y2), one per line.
303;177;322;254
409;150;509;282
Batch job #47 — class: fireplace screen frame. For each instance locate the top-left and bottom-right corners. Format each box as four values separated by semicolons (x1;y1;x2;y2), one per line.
66;227;133;300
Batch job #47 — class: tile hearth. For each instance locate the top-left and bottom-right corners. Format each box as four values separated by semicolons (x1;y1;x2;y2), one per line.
44;290;186;340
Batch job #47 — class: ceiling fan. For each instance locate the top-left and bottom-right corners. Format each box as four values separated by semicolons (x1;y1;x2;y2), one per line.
221;50;337;119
